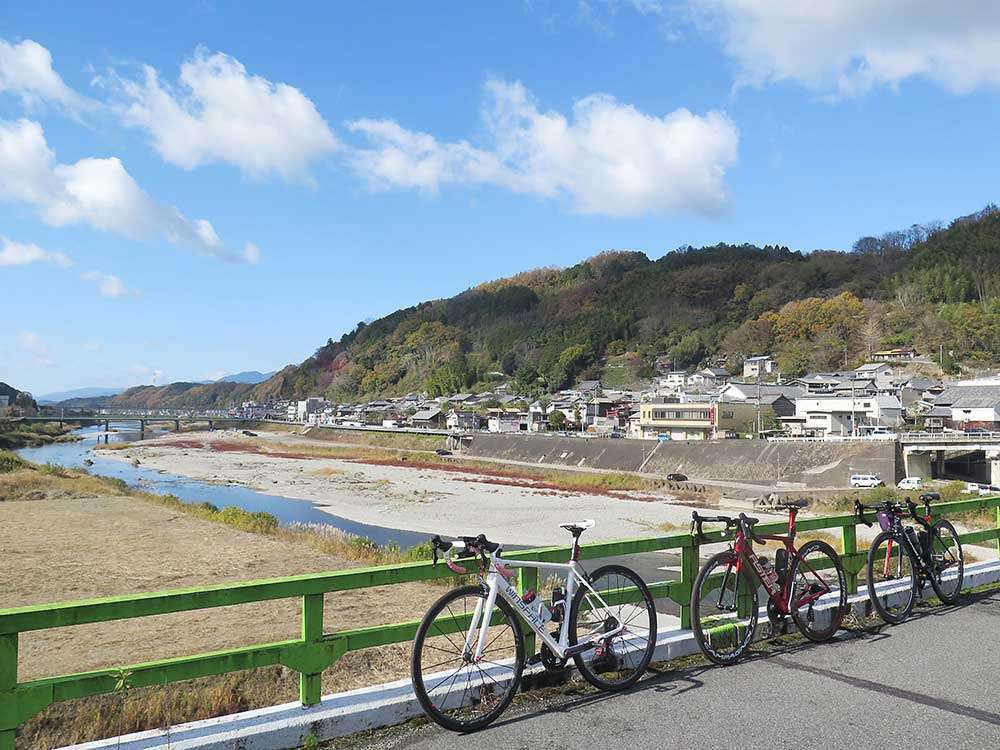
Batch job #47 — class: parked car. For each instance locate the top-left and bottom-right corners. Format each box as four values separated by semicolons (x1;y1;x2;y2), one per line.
850;474;884;488
966;482;983;493
666;473;688;482
897;476;923;490
656;433;671;442
435;448;453;456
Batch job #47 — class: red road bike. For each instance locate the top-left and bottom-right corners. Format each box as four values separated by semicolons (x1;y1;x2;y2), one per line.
690;502;847;665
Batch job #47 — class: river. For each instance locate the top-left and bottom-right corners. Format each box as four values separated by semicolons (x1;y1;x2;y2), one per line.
15;424;428;549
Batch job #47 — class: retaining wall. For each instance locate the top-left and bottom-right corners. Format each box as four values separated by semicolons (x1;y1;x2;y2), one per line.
463;434;898;488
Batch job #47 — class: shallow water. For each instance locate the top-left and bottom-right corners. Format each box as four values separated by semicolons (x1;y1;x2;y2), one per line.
15;425;428;549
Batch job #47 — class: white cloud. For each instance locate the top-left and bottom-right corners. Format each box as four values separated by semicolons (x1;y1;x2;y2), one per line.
17;330;53;366
107;48;338;180
0;118;253;261
0;38;91;113
0;237;72;268
243;242;261;264
81;270;135;298
687;1;1000;96
347;78;738;217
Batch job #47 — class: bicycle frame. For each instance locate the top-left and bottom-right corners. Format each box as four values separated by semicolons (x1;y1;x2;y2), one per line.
723;511;831;615
460;552;626;663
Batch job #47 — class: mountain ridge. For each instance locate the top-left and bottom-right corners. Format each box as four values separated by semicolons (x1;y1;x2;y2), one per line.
56;205;1000;410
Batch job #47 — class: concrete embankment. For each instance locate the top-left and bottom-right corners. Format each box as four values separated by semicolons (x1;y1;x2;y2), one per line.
462;434;898;488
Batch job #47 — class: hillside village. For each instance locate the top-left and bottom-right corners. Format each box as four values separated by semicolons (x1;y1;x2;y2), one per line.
63;350;1000;442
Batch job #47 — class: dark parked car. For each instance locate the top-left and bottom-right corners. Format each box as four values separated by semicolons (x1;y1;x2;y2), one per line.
435;448;453;456
666;473;688;482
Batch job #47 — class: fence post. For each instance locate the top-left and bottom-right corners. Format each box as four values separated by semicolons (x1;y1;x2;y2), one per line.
299;594;324;707
0;634;16;750
679;541;699;629
517;567;538;656
996;506;1000;559
842;523;858;595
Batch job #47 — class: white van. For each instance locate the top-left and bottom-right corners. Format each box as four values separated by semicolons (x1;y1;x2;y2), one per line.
897;477;923;490
851;474;884;488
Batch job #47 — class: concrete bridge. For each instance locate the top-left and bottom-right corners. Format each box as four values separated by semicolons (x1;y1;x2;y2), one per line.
900;431;1000;484
18;414;256;439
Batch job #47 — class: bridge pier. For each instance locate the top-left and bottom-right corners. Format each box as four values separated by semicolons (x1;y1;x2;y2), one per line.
903;450;933;480
989;451;1000;485
174;419;180;432
139;419;145;441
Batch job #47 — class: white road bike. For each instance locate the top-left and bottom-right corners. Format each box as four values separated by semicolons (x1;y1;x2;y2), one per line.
411;520;658;731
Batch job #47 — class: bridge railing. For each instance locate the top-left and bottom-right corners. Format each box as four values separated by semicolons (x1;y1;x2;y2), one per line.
2;495;999;749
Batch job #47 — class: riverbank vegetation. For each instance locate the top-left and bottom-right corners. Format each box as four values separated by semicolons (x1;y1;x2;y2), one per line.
0;420;79;450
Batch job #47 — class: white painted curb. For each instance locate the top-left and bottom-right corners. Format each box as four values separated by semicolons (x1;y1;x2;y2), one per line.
63;559;1000;750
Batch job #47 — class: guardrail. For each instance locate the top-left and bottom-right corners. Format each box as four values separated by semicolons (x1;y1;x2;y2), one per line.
899;431;1000;442
2;496;999;749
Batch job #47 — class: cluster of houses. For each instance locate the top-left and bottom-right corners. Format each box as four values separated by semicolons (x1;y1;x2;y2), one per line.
229;352;1000;441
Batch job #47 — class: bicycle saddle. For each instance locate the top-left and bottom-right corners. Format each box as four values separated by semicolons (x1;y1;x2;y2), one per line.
559;519;595;535
775;499;808;510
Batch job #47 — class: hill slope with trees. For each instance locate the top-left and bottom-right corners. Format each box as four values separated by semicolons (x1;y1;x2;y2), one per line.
77;205;1000;410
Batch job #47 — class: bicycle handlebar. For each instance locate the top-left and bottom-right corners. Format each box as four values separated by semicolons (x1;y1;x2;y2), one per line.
431;533;503;574
691;511;764;544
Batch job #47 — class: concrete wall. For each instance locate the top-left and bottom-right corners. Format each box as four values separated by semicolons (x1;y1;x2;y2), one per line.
463;434;898;488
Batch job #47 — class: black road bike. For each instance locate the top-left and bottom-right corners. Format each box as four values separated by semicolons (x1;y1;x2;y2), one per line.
855;494;964;625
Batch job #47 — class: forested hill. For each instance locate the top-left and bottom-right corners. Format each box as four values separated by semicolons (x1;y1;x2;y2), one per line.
90;205;1000;409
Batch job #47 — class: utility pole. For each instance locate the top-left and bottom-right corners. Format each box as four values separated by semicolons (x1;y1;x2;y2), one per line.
756;373;762;439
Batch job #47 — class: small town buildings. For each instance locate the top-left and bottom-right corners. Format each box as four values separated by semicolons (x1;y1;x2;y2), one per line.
636;401;757;440
487;409;527;433
872;346;918;361
787;395;903;437
931;385;1000;430
292;397;327;422
446;410;482;431
657;371;687;390
686;367;729;388
743;355;777;379
411;407;444;429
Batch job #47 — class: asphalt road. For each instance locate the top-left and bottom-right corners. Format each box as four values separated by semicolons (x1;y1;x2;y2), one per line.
347;586;1000;750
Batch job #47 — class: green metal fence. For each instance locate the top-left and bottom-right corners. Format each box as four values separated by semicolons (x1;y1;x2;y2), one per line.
2;496;999;749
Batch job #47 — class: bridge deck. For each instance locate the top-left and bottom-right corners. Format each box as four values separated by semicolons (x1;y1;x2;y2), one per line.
364;587;1000;750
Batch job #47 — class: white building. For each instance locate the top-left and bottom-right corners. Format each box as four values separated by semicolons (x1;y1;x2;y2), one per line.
743;355;777;379
686;367;728;388
487;409;525;433
791;395;903;436
295;397;327;422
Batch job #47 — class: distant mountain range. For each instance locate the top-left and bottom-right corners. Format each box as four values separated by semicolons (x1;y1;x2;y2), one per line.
37;371;277;405
213;370;276;385
36;386;124;404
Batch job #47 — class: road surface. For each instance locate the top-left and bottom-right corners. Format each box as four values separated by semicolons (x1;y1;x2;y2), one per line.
345;586;1000;749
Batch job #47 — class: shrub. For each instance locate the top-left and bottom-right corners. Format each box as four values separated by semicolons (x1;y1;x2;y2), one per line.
0;451;26;474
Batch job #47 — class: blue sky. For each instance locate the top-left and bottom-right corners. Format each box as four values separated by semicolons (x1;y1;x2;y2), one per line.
2;2;999;395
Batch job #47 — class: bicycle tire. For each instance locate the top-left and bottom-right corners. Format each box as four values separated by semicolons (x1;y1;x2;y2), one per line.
568;564;657;691
411;584;525;732
788;539;847;641
928;518;964;604
866;531;918;625
691;551;758;666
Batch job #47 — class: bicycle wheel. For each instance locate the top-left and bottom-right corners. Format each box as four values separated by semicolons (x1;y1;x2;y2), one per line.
569;564;657;691
928;519;964;604
788;540;847;641
866;531;918;625
690;551;758;666
411;584;524;732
